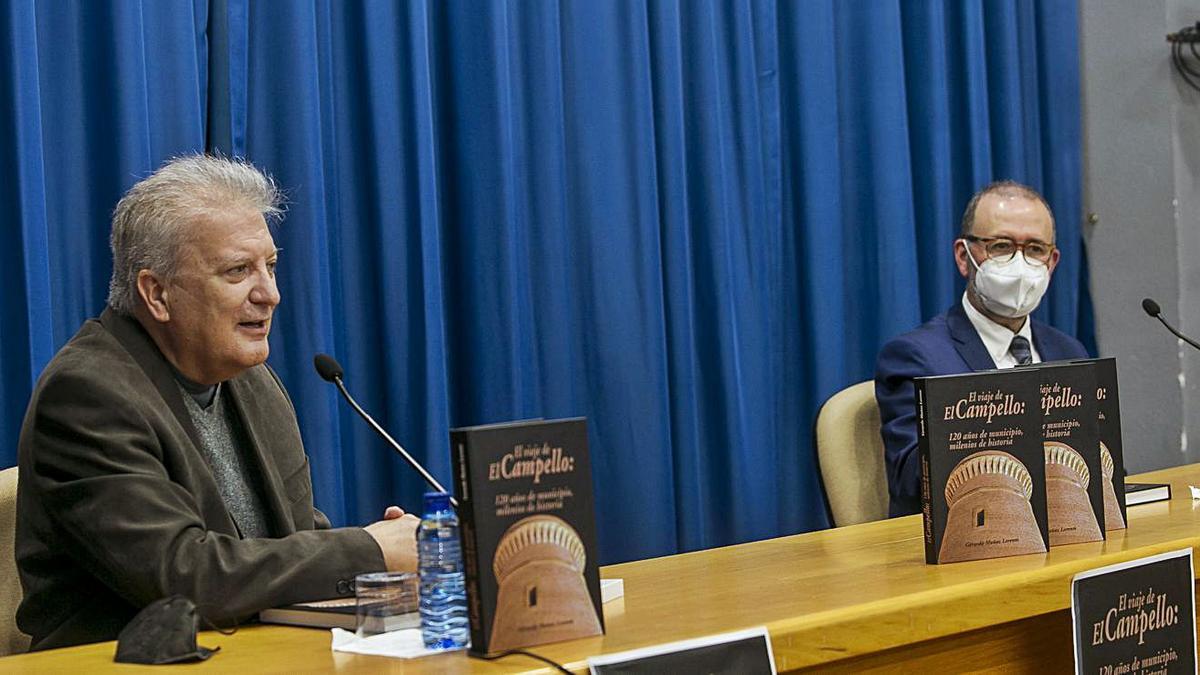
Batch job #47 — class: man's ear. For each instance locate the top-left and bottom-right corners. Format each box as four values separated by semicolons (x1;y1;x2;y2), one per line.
1047;247;1061;275
953;239;971;279
136;270;171;323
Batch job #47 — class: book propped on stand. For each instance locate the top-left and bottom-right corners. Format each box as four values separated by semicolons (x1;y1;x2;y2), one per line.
451;417;604;655
917;369;1049;564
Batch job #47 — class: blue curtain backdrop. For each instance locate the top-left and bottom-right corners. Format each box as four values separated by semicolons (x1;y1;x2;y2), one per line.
0;0;1092;564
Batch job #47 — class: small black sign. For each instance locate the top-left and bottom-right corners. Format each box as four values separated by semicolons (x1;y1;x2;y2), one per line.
588;627;775;675
1072;549;1197;675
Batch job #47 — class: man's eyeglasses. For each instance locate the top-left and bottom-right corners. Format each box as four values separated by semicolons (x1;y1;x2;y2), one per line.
963;235;1055;265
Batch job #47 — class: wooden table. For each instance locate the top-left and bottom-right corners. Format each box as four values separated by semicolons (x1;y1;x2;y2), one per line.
5;464;1200;673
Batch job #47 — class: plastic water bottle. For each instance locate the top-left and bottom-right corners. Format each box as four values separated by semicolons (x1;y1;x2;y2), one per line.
418;491;469;649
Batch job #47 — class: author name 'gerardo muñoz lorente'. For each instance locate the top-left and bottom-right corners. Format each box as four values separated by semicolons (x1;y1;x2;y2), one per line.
488;443;576;484
944;389;1025;424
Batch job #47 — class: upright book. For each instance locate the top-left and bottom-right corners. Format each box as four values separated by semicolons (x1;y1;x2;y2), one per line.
1036;361;1106;544
1071;357;1128;529
451;417;604;655
917;369;1049;564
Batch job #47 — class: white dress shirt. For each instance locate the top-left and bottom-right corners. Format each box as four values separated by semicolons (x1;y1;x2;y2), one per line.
961;292;1041;368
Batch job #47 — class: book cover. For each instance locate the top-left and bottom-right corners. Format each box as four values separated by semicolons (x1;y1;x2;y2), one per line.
917;369;1048;564
1037;361;1106;544
1071;357;1128;530
451;417;603;655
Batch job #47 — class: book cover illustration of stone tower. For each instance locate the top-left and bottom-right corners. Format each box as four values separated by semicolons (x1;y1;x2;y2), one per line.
1044;441;1103;544
939;450;1047;563
488;514;602;652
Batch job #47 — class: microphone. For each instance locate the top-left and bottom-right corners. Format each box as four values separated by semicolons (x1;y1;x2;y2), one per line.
313;353;457;508
1142;297;1200;351
314;353;343;382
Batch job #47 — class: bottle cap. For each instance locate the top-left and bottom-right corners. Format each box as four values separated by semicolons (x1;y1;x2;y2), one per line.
422;491;452;513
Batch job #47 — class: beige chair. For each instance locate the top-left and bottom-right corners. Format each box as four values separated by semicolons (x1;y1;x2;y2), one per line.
815;381;889;526
1;466;31;655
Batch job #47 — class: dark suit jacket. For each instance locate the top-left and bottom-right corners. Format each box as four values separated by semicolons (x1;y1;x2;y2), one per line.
15;308;385;650
874;302;1088;517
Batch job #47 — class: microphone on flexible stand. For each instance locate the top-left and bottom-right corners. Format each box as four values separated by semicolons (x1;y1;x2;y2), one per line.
1141;298;1200;352
313;353;457;508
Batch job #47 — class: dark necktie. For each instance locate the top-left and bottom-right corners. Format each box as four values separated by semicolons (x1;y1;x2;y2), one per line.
1009;335;1033;366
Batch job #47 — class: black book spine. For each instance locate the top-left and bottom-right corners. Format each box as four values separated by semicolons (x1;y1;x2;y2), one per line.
452;432;486;652
917;380;936;564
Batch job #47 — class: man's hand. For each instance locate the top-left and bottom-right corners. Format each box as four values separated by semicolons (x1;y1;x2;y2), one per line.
364;509;419;572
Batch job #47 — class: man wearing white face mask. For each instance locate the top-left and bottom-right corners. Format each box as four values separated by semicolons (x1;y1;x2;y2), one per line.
874;181;1089;517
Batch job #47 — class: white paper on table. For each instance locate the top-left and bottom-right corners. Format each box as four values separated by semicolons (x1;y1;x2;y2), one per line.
330;628;464;659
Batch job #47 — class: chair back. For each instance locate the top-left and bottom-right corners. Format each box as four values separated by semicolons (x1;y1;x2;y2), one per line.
816;381;889;526
0;467;30;655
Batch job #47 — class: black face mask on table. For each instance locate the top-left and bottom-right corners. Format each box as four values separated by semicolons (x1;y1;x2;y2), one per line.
114;595;220;665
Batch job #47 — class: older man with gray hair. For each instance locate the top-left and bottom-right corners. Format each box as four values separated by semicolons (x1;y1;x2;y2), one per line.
15;154;417;650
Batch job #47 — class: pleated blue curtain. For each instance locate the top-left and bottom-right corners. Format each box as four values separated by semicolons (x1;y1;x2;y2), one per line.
0;0;209;473
0;0;1090;564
